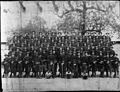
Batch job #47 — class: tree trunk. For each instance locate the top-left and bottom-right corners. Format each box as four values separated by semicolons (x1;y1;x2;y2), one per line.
81;1;87;35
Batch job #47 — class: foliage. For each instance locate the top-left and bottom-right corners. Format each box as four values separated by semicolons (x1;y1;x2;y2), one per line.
6;16;47;43
52;1;120;35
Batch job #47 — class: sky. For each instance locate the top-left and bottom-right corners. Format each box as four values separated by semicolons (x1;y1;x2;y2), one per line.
1;1;120;42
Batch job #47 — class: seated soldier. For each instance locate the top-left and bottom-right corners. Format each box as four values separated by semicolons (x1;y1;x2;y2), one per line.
66;69;72;79
45;70;52;79
72;60;79;78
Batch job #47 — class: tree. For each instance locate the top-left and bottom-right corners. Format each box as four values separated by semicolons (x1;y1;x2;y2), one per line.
52;1;120;35
6;16;47;43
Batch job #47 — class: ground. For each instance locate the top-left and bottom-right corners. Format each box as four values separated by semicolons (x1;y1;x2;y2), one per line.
2;77;120;91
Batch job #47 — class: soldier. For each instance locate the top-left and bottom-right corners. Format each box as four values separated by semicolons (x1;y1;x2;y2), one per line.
84;52;91;77
66;60;72;76
31;31;36;39
10;54;17;77
72;59;78;78
99;56;104;77
2;55;10;78
23;52;31;77
16;52;23;77
104;53;112;77
111;54;120;77
77;51;82;77
66;69;72;79
81;52;89;79
60;60;66;78
34;52;41;78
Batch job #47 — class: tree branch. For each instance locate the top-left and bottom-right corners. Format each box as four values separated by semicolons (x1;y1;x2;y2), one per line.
87;6;106;12
36;1;42;13
55;8;83;18
19;1;26;12
68;1;74;10
52;1;59;13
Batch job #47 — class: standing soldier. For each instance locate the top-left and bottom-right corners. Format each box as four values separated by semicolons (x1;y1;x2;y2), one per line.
23;52;30;77
111;54;120;77
91;51;97;77
34;52;40;78
99;51;104;77
17;52;23;77
60;60;66;78
10;54;17;77
2;55;10;78
77;51;82;77
104;53;112;77
81;52;88;79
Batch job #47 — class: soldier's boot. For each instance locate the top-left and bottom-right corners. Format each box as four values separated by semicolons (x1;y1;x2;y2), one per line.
11;72;14;78
78;71;82;77
10;73;13;78
52;73;54;78
117;70;119;77
113;70;117;78
100;71;104;77
76;73;79;78
28;72;30;78
37;72;39;78
34;72;37;78
87;71;90;77
25;72;27;78
12;73;15;78
43;72;46;78
61;73;63;78
21;72;23;78
18;72;21;78
25;72;28;78
91;70;95;77
106;70;109;77
63;72;66;78
109;70;112;77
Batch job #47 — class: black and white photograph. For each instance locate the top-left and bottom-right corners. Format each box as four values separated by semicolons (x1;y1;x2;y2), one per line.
1;0;120;91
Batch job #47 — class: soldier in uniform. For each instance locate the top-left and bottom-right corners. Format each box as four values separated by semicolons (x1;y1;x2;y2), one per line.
2;54;10;77
66;60;72;77
77;51;82;77
111;54;120;77
99;51;104;77
10;54;17;77
80;52;87;77
23;52;31;77
34;51;41;78
104;53;112;77
17;52;23;77
59;60;66;78
91;51;97;77
72;59;78;78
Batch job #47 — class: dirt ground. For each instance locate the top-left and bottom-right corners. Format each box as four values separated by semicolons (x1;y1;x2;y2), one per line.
2;78;120;91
